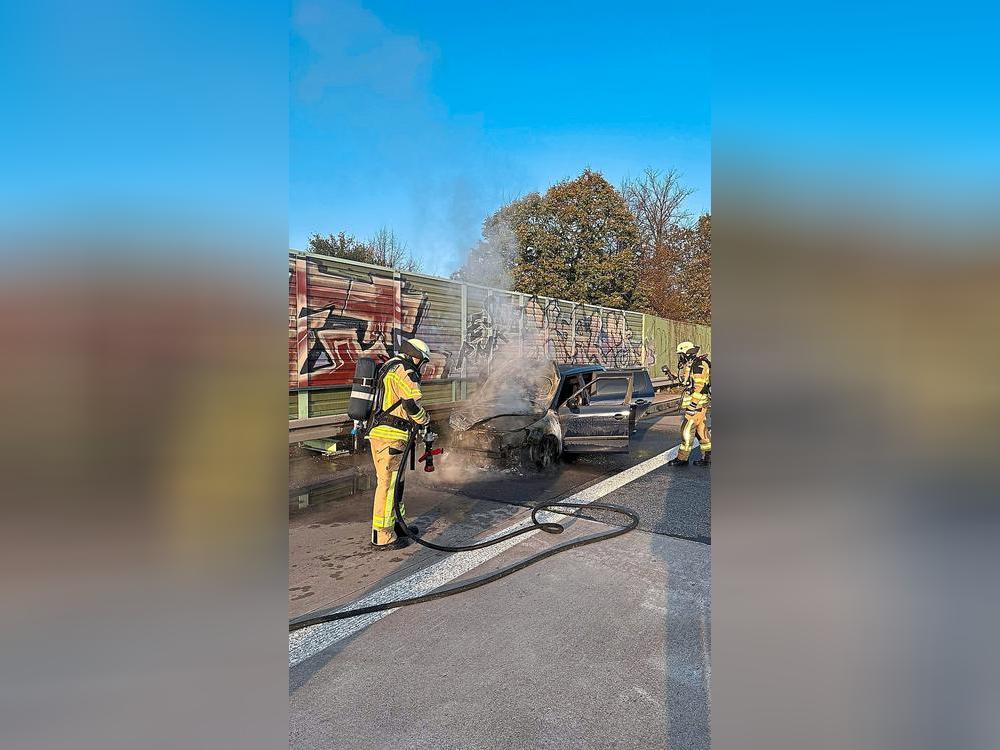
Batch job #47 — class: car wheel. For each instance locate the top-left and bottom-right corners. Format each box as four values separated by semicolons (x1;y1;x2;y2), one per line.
534;436;559;471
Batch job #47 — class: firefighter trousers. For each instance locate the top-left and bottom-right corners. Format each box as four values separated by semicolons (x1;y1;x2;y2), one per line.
369;436;409;545
678;407;712;461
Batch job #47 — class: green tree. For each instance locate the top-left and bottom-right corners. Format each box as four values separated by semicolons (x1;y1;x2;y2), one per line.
307;231;371;262
673;213;711;324
306;227;421;272
508;169;646;310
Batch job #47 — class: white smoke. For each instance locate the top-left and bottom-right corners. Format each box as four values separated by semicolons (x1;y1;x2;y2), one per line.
453;215;518;290
449;357;559;431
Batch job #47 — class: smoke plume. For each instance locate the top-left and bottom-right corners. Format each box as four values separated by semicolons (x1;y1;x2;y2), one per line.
452;216;519;290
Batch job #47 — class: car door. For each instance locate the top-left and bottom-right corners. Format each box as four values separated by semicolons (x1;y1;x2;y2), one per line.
558;373;633;453
602;368;655;429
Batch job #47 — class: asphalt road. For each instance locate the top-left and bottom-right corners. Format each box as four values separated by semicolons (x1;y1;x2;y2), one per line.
289;414;710;749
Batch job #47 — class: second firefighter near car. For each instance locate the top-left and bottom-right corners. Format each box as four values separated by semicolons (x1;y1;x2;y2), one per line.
364;338;432;549
667;341;712;467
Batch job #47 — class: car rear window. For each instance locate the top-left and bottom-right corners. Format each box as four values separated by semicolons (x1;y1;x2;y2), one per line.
632;371;653;396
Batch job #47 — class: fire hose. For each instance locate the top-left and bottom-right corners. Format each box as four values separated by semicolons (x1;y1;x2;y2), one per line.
288;428;639;632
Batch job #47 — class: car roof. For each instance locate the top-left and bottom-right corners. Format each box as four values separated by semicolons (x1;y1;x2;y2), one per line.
556;363;605;377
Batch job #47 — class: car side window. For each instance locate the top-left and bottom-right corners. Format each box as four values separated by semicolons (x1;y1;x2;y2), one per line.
565;376;629;407
590;377;629;403
557;375;583;406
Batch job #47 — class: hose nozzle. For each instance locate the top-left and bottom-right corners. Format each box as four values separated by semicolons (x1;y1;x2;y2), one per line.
417;430;442;472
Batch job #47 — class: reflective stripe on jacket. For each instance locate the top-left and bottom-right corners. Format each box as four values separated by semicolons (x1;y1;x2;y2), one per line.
368;362;429;440
681;358;711;412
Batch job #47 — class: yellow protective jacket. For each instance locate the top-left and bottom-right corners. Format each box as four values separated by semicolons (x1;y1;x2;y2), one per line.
367;360;430;441
681;356;711;413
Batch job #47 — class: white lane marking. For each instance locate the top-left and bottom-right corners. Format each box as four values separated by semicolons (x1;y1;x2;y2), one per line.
567;445;680;501
289;513;554;667
289;443;692;667
544;439;697;512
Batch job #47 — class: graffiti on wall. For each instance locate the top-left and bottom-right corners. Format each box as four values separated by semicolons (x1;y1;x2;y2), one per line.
522;296;574;362
456;293;519;370
456;291;656;372
573;307;654;370
293;262;450;387
288;257;674;392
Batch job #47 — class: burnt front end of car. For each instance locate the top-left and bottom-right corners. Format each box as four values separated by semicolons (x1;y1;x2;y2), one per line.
447;358;563;468
450;424;506;455
449;418;531;463
448;410;561;468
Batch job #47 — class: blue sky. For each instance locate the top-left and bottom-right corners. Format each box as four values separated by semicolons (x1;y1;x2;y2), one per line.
2;1;286;231
289;0;710;275
4;1;995;270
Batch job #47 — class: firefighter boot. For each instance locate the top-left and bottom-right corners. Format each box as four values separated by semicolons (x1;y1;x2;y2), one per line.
371;527;411;550
394;521;420;538
667;456;689;467
693;450;711;466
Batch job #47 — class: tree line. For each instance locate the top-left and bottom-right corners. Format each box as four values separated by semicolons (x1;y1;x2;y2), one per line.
304;167;710;325
305;227;421;273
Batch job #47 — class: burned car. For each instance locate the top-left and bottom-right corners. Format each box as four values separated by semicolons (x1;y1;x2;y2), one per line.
449;358;636;469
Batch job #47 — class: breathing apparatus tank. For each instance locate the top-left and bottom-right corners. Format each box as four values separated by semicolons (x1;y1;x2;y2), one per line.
347;357;379;449
347;356;378;421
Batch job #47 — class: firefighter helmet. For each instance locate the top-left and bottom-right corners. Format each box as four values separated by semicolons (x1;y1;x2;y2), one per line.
400;338;431;363
676;340;699;367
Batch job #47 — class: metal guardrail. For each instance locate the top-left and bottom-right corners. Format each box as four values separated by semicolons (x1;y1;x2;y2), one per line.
289;402;458;444
289;381;683;444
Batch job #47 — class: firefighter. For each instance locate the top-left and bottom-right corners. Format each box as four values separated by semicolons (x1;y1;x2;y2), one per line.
367;338;432;549
667;341;712;467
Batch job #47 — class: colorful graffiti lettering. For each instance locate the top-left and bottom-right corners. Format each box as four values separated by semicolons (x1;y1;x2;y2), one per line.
292;260;450;387
642;336;657;368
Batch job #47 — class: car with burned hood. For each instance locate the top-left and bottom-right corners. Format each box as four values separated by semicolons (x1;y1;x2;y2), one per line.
448;358;636;469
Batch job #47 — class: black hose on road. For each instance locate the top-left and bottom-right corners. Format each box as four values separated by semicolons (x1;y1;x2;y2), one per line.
288;432;639;633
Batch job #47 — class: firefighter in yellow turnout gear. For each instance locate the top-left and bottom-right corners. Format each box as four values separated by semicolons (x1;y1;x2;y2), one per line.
367;338;431;549
668;341;712;467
